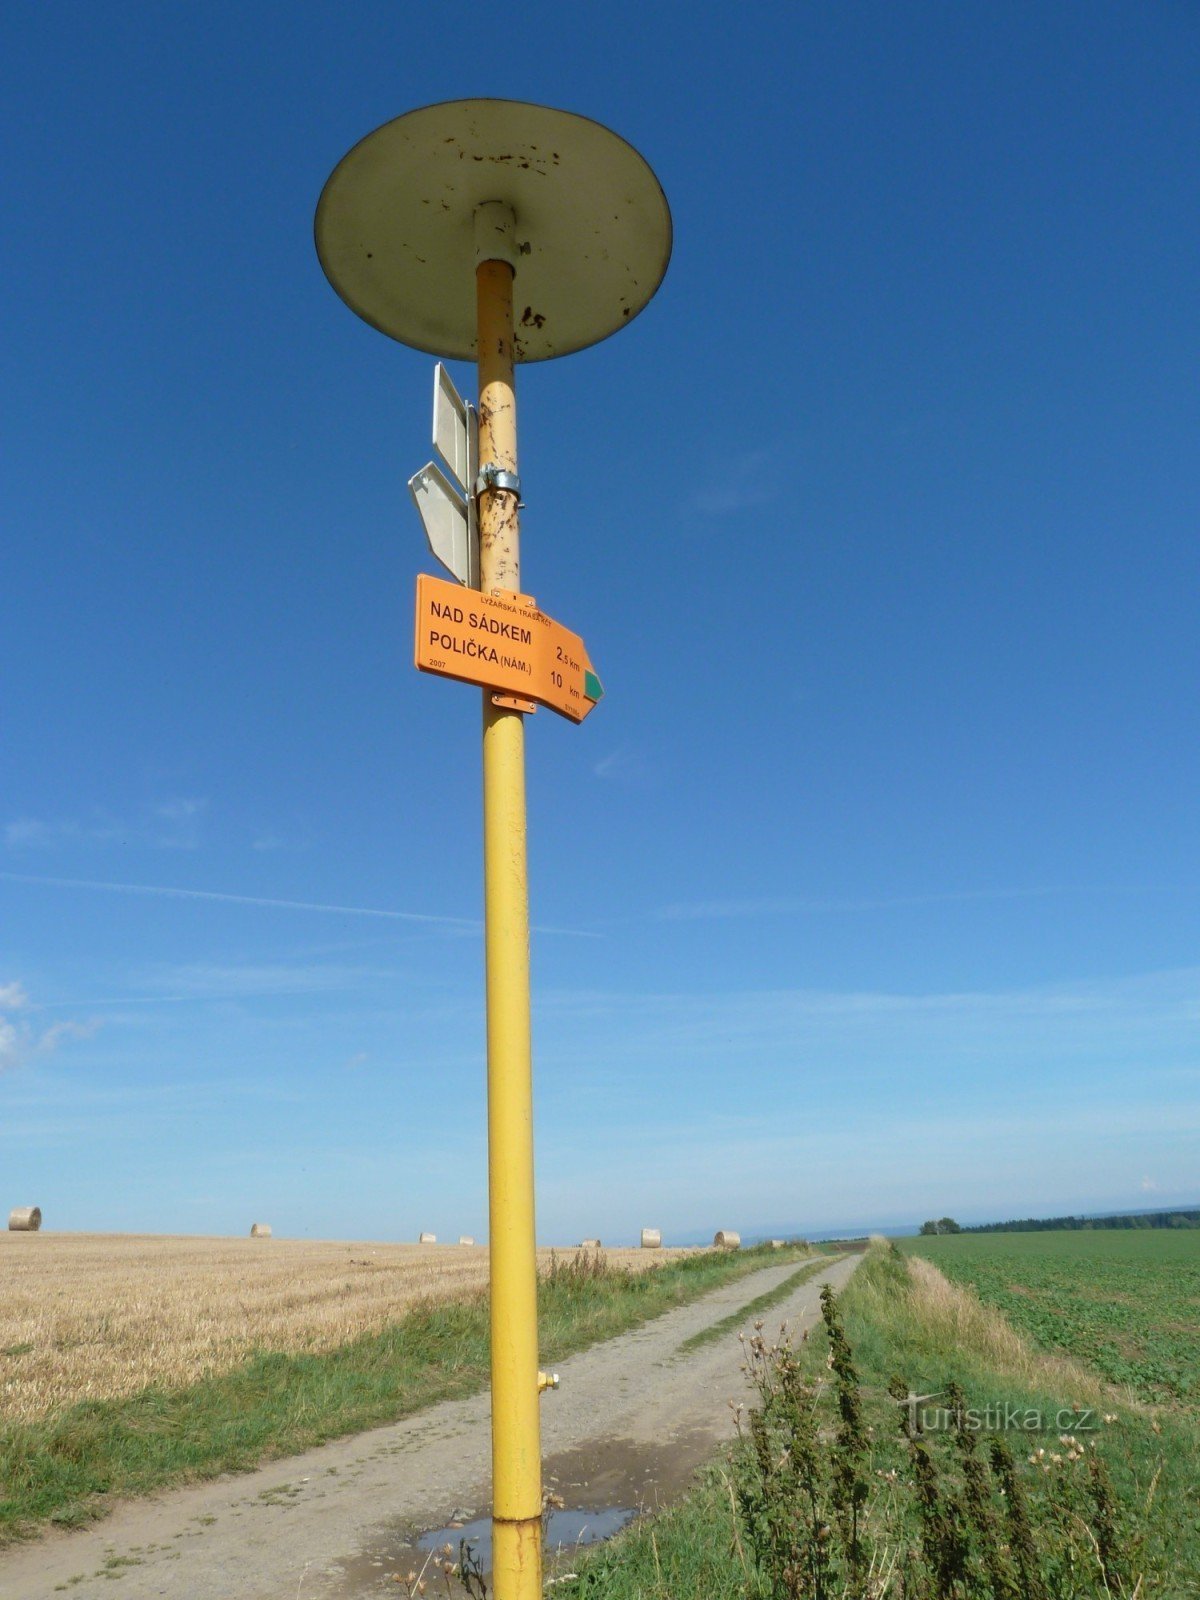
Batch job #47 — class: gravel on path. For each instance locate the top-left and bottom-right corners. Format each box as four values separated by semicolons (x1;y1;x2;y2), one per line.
0;1251;860;1600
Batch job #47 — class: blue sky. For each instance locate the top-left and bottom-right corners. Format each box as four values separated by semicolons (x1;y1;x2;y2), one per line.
2;3;1197;1244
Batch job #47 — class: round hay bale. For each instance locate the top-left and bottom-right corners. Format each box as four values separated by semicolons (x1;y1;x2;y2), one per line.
250;1222;272;1238
458;1235;475;1246
419;1232;437;1244
640;1227;662;1249
8;1206;41;1232
713;1230;741;1250
579;1238;601;1249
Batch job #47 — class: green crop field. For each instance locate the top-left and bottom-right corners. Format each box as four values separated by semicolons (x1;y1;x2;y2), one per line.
562;1241;1200;1599
903;1228;1200;1409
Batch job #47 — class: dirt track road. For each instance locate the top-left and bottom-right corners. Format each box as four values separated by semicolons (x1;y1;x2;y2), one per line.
0;1252;859;1600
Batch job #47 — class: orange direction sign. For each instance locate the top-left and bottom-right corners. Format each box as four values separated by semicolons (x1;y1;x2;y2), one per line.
414;574;603;723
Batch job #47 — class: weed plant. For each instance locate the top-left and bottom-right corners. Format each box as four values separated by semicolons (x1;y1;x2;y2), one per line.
734;1264;1153;1597
560;1245;1197;1599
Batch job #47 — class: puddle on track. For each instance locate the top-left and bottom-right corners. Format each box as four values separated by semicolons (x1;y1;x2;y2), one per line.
419;1504;636;1563
330;1426;722;1596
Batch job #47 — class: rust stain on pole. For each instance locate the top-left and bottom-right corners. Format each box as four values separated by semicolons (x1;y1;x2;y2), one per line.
477;258;521;594
491;1513;543;1592
477;231;543;1600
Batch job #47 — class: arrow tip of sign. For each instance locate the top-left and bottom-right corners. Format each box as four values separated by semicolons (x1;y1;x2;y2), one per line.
584;669;604;703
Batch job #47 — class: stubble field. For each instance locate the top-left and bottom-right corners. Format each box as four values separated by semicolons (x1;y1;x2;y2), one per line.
0;1232;670;1424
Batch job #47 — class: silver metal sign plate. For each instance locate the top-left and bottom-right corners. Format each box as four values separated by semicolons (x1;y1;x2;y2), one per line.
433;362;470;491
408;460;478;588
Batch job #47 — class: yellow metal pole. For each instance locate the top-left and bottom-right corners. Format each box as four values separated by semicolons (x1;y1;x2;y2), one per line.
476;224;543;1600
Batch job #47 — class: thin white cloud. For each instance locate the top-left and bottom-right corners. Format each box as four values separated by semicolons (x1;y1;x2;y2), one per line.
537;975;1121;1026
654;884;1163;921
0;871;601;940
0;870;479;929
537;1084;1200;1238
5;818;82;848
690;449;775;517
4;798;207;852
593;750;628;779
0;1017;22;1072
132;961;390;999
0;983;98;1073
150;798;206;850
36;1019;100;1052
592;747;662;788
531;966;1200;1101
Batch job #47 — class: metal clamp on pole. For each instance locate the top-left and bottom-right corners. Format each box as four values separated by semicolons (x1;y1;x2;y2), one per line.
475;463;524;506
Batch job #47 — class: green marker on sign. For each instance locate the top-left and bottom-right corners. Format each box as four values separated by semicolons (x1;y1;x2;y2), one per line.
584;669;604;703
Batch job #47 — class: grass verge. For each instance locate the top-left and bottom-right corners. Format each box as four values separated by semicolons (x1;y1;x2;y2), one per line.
553;1468;750;1599
559;1245;1200;1598
0;1242;810;1544
675;1255;837;1355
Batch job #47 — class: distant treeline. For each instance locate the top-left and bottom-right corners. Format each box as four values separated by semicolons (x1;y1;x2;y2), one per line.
965;1207;1200;1234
